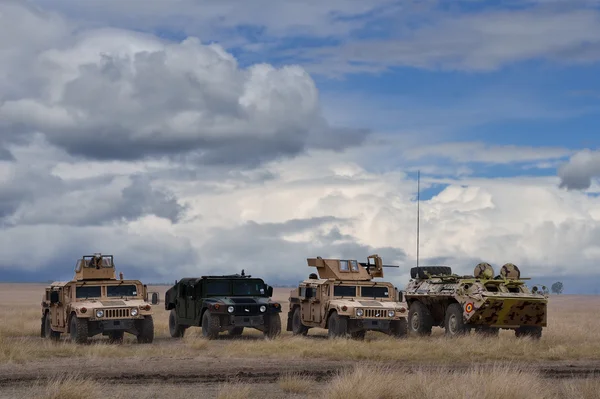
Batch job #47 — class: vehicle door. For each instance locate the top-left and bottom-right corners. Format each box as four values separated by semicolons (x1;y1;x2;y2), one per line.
185;281;197;320
187;282;201;322
51;287;66;329
176;283;187;320
301;285;314;322
310;284;324;323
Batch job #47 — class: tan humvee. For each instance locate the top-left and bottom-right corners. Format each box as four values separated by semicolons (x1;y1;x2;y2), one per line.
286;254;408;339
40;253;159;344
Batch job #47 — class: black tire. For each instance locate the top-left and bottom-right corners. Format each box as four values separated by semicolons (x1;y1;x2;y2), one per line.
390;318;408;338
515;326;542;339
291;307;309;336
410;266;452;279
136;316;154;344
69;315;89;344
41;313;47;338
444;303;468;337
169;309;186;338
264;314;282;339
350;330;366;340
108;331;124;344
327;311;348;339
408;301;433;336
202;310;220;340
228;327;244;336
45;313;60;341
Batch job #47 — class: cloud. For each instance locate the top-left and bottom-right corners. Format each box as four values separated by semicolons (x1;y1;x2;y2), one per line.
0;2;367;166
558;149;600;190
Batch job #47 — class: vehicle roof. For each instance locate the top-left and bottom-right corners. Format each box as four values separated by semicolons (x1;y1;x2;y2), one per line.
300;278;394;285
177;275;264;284
47;279;142;287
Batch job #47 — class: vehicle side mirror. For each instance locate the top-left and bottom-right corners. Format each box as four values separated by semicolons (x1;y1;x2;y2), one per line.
267;285;273;297
151;292;160;305
50;291;59;304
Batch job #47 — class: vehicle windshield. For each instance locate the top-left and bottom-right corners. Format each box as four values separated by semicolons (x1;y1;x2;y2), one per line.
76;286;101;299
206;281;231;296
107;285;138;297
333;285;356;297
361;286;389;298
232;280;265;296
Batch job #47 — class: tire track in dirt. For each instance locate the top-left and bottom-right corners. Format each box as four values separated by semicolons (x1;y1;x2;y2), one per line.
0;358;599;387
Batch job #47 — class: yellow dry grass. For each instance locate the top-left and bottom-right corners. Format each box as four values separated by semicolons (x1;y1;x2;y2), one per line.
321;363;600;399
1;283;599;365
278;373;314;394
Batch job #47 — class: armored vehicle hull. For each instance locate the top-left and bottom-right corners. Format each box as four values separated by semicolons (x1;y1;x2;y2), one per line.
164;272;282;339
404;263;548;338
287;255;409;339
40;254;159;344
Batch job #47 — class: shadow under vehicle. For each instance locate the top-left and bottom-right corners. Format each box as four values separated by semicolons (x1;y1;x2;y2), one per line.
287;254;409;339
403;262;548;339
40;253;159;344
164;271;282;339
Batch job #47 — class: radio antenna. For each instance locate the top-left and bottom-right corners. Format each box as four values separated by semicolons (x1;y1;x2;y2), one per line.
416;170;420;271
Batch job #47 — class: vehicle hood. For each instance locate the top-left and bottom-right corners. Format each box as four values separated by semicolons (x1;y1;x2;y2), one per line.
73;299;149;308
330;299;405;309
206;297;273;305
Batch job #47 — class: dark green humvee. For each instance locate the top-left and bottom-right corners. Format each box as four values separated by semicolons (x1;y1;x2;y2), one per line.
164;271;282;339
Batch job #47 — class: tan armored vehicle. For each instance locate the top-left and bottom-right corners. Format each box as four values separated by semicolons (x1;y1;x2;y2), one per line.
404;262;548;339
286;254;409;339
40;254;159;344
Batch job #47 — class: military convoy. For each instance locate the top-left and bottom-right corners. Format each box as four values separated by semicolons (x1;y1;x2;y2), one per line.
286;255;409;339
40;254;159;344
39;252;548;345
404;262;548;339
164;271;282;339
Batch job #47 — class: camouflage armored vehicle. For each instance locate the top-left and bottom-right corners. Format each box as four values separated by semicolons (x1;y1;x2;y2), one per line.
287;254;409;339
164;270;282;339
403;262;548;339
40;253;159;344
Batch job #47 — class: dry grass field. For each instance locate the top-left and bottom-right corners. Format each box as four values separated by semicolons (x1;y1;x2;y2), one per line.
0;283;599;398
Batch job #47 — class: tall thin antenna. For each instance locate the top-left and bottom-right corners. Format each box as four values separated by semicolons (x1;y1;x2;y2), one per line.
416;170;420;270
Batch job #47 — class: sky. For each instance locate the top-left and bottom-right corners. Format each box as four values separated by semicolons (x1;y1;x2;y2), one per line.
1;0;600;293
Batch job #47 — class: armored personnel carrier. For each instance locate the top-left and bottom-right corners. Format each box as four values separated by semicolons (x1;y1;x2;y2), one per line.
403;262;548;339
287;254;409;339
164;270;282;339
40;253;159;344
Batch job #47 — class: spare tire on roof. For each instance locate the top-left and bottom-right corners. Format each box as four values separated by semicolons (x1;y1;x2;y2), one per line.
410;266;453;279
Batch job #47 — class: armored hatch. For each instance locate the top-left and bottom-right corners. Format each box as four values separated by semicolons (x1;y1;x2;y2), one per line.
308;254;390;281
74;253;117;281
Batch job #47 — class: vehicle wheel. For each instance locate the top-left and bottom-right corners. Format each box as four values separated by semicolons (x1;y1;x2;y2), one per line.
350;330;366;340
41;313;48;338
474;326;499;337
202;310;220;340
390;318;408;338
264;314;282;339
291;307;308;336
108;331;124;344
515;326;542;340
45;313;61;341
69;315;89;344
228;327;244;336
408;301;433;336
327;311;348;339
169;309;186;338
445;303;469;337
136;316;154;344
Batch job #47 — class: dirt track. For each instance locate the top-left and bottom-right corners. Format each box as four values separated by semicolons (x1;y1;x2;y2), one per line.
1;355;599;387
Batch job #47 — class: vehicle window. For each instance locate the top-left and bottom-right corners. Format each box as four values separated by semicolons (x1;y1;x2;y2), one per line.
76;286;101;298
361;286;389;298
206;281;231;295
350;260;359;272
333;285;356;296
232;280;265;296
107;285;138;297
339;260;349;271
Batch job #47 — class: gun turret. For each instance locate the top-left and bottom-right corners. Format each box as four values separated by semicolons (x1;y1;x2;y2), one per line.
74;253;117;281
307;254;399;281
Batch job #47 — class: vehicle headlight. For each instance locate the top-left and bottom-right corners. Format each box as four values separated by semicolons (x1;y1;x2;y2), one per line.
356;309;364;317
388;310;395;317
228;306;235;313
131;308;138;316
96;310;104;318
260;305;266;312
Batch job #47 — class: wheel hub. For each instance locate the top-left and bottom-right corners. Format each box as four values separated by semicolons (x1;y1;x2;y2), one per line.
411;313;420;330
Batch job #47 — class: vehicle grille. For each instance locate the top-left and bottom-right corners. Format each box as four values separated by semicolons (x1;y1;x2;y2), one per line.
104;308;131;319
363;308;389;318
233;305;260;315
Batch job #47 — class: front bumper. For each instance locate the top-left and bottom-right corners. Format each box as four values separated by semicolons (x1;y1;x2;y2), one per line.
227;314;265;327
352;318;392;331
